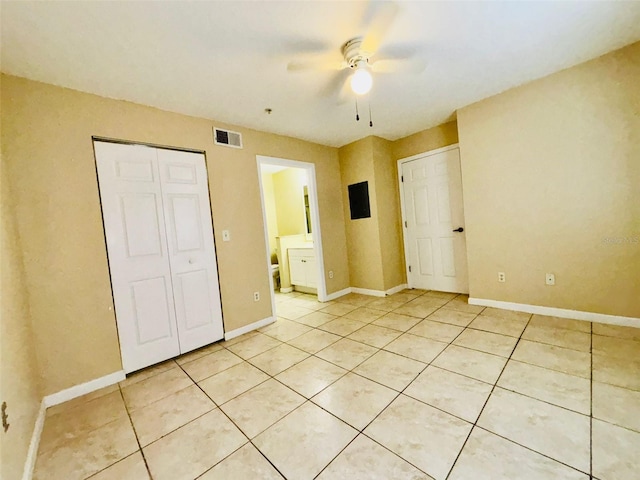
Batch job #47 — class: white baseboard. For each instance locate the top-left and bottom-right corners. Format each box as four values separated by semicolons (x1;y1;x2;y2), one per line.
386;284;408;296
468;297;640;328
351;284;409;298
279;287;293;293
22;400;46;480
293;285;317;295
43;370;125;408
351;287;386;297
225;316;275;341
324;287;352;301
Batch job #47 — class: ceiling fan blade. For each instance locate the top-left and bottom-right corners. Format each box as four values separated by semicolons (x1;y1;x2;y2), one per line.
361;1;399;54
287;54;346;72
370;58;426;74
337;75;353;105
319;69;351;99
373;43;420;62
277;38;333;57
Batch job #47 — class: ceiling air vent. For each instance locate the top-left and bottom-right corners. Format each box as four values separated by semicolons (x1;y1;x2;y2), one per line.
213;127;243;149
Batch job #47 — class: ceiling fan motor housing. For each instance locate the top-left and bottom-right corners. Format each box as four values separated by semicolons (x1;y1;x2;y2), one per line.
342;37;370;69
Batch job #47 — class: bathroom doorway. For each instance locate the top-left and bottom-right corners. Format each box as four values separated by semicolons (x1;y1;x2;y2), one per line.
257;156;327;319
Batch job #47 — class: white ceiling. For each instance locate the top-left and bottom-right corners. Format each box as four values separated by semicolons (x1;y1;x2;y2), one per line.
2;1;640;148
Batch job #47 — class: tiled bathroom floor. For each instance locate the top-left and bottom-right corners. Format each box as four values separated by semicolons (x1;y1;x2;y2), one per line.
34;290;640;479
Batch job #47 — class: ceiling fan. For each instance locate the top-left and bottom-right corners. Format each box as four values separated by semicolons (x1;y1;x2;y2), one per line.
286;2;425;100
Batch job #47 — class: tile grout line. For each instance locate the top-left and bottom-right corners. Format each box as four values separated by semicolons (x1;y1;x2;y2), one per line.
288;301;588;478
306;291;460;478
116;384;155;480
155;296;550;464
310;295;482;479
45;291;633;480
140;298;602;480
468;424;593;475
264;290;451;478
175;361;289;480
344;300;479;478
126;292;610;478
443;312;534;480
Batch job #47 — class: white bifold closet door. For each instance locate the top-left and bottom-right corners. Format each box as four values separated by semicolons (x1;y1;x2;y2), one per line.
94;141;223;373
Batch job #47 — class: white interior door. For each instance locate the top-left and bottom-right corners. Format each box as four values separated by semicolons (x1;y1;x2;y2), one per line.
95;141;180;372
95;141;224;372
157;148;224;353
401;147;469;293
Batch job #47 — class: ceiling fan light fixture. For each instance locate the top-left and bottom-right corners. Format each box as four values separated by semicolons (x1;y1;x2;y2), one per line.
350;66;372;95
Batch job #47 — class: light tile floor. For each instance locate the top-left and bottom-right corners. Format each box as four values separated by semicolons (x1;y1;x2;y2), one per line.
34;290;640;479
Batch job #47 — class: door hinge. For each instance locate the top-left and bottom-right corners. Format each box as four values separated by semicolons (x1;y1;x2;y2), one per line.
401;175;404;182
408;266;412;273
404;221;407;228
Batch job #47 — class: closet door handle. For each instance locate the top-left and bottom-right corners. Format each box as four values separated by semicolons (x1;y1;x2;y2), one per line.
188;258;195;264
453;227;464;233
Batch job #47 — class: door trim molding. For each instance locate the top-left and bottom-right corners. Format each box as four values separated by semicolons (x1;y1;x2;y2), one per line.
224;315;276;340
397;143;461;290
22;400;46;480
469;297;640;328
256;156;328;317
43;370;126;408
397;143;461;164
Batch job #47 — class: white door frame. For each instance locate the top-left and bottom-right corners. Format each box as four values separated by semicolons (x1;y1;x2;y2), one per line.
256;156;327;313
397;143;464;290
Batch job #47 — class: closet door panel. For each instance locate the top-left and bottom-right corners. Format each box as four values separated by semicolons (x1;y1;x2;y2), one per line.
94;141;180;373
157;149;224;352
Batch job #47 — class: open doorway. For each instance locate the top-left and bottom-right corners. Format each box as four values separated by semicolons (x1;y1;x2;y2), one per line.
257;156;327;319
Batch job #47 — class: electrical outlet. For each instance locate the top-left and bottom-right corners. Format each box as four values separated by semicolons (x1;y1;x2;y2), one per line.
545;273;555;286
328;270;334;279
497;272;506;283
253;291;260;302
222;230;230;242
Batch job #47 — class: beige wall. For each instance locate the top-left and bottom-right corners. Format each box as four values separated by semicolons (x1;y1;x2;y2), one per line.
1;74;349;395
392;120;459;160
457;41;640;317
272;168;307;236
372;136;406;290
0;158;42;479
261;172;279;263
338;126;461;293
339;137;385;291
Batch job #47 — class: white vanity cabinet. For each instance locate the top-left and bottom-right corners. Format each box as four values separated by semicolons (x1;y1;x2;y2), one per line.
288;248;317;289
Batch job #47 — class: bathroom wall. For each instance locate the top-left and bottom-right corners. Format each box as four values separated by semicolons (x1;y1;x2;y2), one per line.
261;172;279;263
272;168;308;236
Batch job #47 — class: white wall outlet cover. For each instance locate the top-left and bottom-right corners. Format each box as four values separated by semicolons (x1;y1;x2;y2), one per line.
222;230;230;241
497;272;506;283
545;273;556;286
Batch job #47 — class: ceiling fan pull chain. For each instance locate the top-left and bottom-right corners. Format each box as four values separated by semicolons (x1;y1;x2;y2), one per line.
355;98;360;121
368;97;373;127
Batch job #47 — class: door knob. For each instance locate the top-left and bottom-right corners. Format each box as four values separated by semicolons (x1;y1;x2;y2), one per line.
453;227;464;232
188;258;194;264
